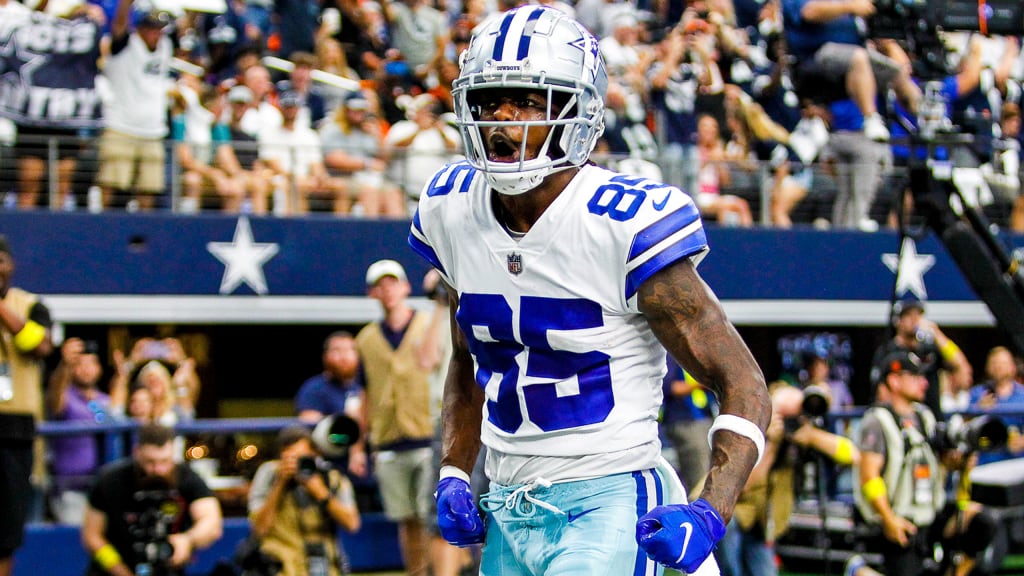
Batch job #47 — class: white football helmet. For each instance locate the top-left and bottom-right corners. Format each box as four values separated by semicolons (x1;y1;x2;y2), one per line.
453;6;608;195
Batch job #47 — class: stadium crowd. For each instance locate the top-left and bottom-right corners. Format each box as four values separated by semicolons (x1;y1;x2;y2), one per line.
1;0;1022;227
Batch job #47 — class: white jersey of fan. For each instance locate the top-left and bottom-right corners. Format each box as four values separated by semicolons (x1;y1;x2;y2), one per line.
410;161;709;485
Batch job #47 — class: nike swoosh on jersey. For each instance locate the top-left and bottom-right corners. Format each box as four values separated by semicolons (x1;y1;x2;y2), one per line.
676;521;694;564
652;191;672;211
566;507;600;523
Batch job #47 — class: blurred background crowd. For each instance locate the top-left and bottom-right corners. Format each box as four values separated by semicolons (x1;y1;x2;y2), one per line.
1;0;1023;229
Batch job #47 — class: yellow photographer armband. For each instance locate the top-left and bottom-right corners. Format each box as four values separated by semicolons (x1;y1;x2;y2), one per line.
940;340;961;363
12;320;45;352
94;544;122;571
862;477;888;502
833;437;855;465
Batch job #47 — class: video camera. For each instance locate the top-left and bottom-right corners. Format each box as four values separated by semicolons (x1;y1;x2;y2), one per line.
128;489;181;576
869;0;1024;78
935;414;1009;454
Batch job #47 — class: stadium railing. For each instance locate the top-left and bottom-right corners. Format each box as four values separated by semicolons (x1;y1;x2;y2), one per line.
4;133;1021;228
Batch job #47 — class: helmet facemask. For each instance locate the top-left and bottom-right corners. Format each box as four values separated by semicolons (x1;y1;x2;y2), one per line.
452;6;607;196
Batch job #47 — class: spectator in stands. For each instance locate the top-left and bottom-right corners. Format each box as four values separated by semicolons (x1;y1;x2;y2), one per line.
384;94;460;207
356;259;436;576
217;85;272;214
349;0;392;79
0;235;53;576
202;4;249;86
238;64;283;138
170;82;247;213
600;13;658;161
248;425;361;576
45;338;113;525
272;0;323;59
275;52;328;129
295;331;367;476
717;383;859;576
871;299;972;419
820;97;890;230
82;424;223;576
259;91;349;215
647;19;710;196
661;358;715;496
239;0;272;47
315;0;369;79
380;0;449;87
781;0;920;143
96;3;173;211
969;346;1024;464
313;38;361;112
320;92;405;217
695;113;754;226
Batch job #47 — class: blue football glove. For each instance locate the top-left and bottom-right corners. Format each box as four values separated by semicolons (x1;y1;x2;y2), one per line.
436;476;486;547
635;498;727;573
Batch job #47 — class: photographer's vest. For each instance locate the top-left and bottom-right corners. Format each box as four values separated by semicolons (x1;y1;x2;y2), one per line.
356;311;434;449
0;287;44;421
855;404;945;527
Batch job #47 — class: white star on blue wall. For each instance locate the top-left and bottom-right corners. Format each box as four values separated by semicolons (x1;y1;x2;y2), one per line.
207;217;279;295
881;237;936;300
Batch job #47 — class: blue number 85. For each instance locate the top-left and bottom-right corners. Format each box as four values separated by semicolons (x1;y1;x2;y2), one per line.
456;294;613;433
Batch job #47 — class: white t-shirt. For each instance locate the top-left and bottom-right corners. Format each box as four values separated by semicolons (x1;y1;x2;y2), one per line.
101;33;172;139
258;123;323;177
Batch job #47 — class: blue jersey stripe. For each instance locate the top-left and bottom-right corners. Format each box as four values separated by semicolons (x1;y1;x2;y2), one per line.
628;202;701;263
516;7;544;59
412;209;424;234
408;230;446;276
625;231;708;299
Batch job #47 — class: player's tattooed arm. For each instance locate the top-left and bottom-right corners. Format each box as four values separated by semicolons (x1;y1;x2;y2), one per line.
639;259;771;523
440;282;486;475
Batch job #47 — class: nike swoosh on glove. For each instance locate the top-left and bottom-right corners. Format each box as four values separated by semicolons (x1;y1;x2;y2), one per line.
635;498;727;573
436;476;486;546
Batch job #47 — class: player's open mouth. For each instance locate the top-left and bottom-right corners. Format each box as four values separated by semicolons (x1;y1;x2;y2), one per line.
487;132;520;162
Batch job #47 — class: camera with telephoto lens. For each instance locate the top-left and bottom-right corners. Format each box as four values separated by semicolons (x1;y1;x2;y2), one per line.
128;489;180;576
934;414;1009;454
296;455;330;482
800;385;831;420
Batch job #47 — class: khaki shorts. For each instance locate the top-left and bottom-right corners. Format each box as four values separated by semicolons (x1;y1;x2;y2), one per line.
97;129;165;193
373;446;434;522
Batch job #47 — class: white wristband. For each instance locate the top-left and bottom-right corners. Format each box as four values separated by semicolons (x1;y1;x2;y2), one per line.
708;414;766;466
439;465;471;484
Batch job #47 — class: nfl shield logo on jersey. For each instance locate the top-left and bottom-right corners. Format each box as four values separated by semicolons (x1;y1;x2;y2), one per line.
508;253;523;275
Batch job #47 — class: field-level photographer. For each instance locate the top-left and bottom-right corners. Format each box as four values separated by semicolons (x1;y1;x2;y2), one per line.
247;424;361;576
855;350;1001;576
81;424;223;576
717;382;859;576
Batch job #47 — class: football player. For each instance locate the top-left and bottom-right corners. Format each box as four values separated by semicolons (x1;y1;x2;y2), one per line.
409;6;770;575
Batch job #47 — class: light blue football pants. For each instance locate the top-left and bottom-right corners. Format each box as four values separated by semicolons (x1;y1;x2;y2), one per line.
477;458;720;576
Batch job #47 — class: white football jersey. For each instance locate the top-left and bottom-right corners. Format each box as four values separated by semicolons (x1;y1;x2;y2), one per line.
410;161;708;474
